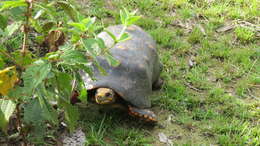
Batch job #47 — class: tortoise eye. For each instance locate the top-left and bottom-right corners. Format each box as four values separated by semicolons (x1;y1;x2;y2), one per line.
105;92;111;97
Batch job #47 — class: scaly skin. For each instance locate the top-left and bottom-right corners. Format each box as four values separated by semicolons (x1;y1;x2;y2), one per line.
95;88;157;122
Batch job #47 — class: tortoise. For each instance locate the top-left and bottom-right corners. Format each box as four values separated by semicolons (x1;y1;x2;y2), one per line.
79;25;163;122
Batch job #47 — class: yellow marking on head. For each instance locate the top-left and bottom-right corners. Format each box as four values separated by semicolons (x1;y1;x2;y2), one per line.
95;88;115;104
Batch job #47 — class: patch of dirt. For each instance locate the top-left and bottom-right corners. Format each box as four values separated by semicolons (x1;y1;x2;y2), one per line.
149;109;216;145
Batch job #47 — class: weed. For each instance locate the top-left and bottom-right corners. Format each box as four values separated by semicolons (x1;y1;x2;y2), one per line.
178;8;194;19
188;26;205;44
149;28;177;48
111;127;153;146
84;115;107;145
136;17;159;30
234;27;255;43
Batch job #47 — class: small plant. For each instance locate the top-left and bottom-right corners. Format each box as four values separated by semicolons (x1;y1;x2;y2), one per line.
234;27;255;43
188;26;204;44
149;28;176;48
0;0;140;145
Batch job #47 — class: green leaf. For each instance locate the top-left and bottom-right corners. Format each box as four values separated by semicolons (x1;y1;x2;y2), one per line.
42;21;55;32
96;38;106;49
94;60;107;75
120;8;140;26
118;32;131;42
0;14;8;30
59;99;79;132
104;53;120;67
82;38;102;56
34;3;57;19
126;16;141;26
0;0;26;11
30;19;43;33
56;72;72;100
8;7;24;20
34;9;44;19
78;82;87;103
68;22;86;32
5;21;22;36
11;50;34;67
23;99;45;124
120;8;128;25
0;99;16;132
8;86;30;100
35;35;45;44
71;33;81;43
23;98;49;144
27;122;46;144
37;84;58;125
82;17;96;29
57;1;77;21
0;57;5;69
22;60;52;94
104;29;117;43
60;50;87;65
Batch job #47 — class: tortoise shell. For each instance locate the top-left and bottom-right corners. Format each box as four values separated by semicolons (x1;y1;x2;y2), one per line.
80;25;162;108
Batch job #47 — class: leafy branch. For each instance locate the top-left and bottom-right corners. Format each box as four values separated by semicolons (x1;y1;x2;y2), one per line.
0;0;140;145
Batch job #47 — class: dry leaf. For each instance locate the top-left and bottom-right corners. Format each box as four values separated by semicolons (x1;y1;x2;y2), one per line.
198;24;206;36
158;132;173;146
0;66;18;96
47;30;66;52
216;25;234;32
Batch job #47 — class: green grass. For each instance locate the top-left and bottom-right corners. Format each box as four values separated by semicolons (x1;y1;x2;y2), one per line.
80;0;260;145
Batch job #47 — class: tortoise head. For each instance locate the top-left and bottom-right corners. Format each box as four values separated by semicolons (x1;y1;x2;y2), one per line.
95;88;116;104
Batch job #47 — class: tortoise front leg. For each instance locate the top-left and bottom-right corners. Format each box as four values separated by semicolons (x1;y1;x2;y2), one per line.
128;105;157;123
152;78;164;90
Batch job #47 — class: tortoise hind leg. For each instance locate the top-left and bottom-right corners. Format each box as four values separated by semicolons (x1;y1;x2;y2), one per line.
128;106;157;123
152;78;164;90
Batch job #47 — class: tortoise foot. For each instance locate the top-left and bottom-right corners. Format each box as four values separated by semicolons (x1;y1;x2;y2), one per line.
128;106;157;123
152;78;164;90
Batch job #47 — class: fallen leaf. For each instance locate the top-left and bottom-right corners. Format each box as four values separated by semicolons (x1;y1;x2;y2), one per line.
216;25;234;32
188;59;196;67
158;132;173;146
198;24;206;36
167;114;175;123
0;66;18;96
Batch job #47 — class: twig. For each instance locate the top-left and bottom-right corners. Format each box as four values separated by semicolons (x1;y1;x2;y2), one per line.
248;84;260;87
247;89;260;100
117;25;127;41
246;59;258;78
184;82;202;92
21;0;33;56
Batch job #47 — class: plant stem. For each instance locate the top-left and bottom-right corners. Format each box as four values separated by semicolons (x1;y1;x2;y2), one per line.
100;25;127;55
21;0;33;56
16;103;27;146
117;25;127;41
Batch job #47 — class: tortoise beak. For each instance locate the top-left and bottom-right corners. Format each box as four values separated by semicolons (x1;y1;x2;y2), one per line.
95;95;113;104
95;95;106;104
